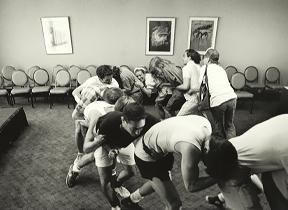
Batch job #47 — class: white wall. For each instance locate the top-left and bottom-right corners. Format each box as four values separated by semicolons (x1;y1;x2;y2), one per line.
1;0;288;84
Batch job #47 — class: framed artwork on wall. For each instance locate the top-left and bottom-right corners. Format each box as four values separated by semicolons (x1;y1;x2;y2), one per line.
41;17;73;55
187;17;218;55
146;17;176;55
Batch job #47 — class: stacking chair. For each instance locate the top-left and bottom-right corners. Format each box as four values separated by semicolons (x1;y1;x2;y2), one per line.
225;66;238;82
31;68;51;108
231;72;254;114
27;65;40;88
244;66;265;93
10;69;33;106
68;65;81;89
49;64;65;87
1;66;16;89
86;65;97;77
49;69;71;109
264;67;283;92
77;69;91;86
0;75;11;105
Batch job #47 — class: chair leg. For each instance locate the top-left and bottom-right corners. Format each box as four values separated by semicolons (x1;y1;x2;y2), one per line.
31;94;34;108
49;93;53;109
67;93;70;109
250;98;254;114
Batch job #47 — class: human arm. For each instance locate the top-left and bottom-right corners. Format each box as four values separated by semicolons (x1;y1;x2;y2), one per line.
83;110;106;153
134;79;152;97
176;77;190;91
72;85;85;103
176;142;218;193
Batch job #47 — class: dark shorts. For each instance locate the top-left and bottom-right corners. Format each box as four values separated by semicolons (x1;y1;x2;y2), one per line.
134;153;174;181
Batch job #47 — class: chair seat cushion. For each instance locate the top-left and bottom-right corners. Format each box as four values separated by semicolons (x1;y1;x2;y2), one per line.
246;82;265;89
11;87;30;95
265;84;283;90
32;86;51;93
50;87;71;94
0;89;8;95
236;91;253;98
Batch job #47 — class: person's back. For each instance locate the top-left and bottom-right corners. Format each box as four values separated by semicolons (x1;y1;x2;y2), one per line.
204;64;236;107
230;114;288;173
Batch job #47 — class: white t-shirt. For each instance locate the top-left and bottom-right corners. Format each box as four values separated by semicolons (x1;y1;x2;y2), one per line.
82;76;119;96
199;64;237;107
135;115;212;162
182;60;201;100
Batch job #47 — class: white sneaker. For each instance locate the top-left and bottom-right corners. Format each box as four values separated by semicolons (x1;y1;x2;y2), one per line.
114;186;130;198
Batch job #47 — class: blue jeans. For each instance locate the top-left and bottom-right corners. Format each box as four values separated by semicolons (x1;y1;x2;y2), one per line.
210;98;236;139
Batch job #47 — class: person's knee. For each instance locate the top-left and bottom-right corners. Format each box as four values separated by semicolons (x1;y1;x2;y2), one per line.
126;165;136;177
169;199;182;210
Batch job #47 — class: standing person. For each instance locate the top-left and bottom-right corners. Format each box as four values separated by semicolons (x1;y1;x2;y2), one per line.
112;65;143;104
84;103;160;210
199;49;237;139
176;49;201;116
121;115;217;210
202;114;288;210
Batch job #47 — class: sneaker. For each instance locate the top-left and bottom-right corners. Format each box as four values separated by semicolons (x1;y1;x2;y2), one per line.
121;197;144;210
115;186;130;198
73;153;84;165
66;164;79;188
205;195;225;208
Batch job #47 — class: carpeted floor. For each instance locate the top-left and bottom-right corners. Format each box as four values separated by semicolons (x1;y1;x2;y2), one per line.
0;92;280;210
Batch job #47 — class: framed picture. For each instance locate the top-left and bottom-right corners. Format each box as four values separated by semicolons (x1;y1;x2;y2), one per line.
187;17;218;54
146;17;176;55
41;17;73;54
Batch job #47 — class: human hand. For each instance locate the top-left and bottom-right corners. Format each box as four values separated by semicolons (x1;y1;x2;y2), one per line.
134;80;144;89
108;149;119;159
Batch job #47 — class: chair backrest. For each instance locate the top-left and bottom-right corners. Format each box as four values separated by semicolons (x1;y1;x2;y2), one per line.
265;67;280;84
11;69;29;87
52;65;65;79
27;66;40;80
69;65;81;80
244;66;258;83
2;66;16;81
55;69;71;87
86;65;97;76
77;70;91;86
0;75;4;88
225;66;238;82
33;68;50;86
230;72;246;90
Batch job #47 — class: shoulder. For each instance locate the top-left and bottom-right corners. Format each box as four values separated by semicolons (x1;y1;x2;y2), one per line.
145;112;160;125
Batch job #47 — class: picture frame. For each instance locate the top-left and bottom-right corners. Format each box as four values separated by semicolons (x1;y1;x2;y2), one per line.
146;17;176;55
187;17;218;55
41;17;73;55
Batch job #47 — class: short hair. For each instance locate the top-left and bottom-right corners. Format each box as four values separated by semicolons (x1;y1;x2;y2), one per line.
134;65;148;74
114;96;135;112
102;88;124;105
122;102;147;121
96;65;113;79
204;135;238;180
204;49;220;64
185;49;201;64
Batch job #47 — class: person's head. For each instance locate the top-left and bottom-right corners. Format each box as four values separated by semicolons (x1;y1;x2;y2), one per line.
102;87;124;105
121;102;147;137
183;49;201;65
201;135;238;180
134;66;148;83
111;66;123;88
202;48;220;65
96;65;113;84
114;96;135;112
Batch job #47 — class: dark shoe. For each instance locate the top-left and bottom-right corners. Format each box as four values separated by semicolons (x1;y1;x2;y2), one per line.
66;164;79;188
205;195;225;208
121;197;144;210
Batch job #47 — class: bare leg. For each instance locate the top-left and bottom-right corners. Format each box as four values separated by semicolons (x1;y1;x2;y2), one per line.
98;165;121;208
75;120;84;153
116;164;136;185
77;152;95;168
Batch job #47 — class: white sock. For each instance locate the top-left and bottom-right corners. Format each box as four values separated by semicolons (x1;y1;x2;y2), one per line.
72;163;81;172
218;193;225;202
130;189;144;203
111;206;121;210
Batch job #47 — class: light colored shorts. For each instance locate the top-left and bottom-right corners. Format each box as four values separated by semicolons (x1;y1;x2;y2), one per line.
94;143;136;167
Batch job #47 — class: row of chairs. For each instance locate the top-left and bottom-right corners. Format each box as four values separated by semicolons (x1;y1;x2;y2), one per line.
0;65;94;108
225;66;283;114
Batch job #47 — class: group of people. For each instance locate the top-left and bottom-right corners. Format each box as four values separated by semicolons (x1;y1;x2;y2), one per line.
64;49;288;210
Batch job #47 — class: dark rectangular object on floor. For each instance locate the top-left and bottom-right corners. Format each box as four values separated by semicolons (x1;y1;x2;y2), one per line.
0;106;28;156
